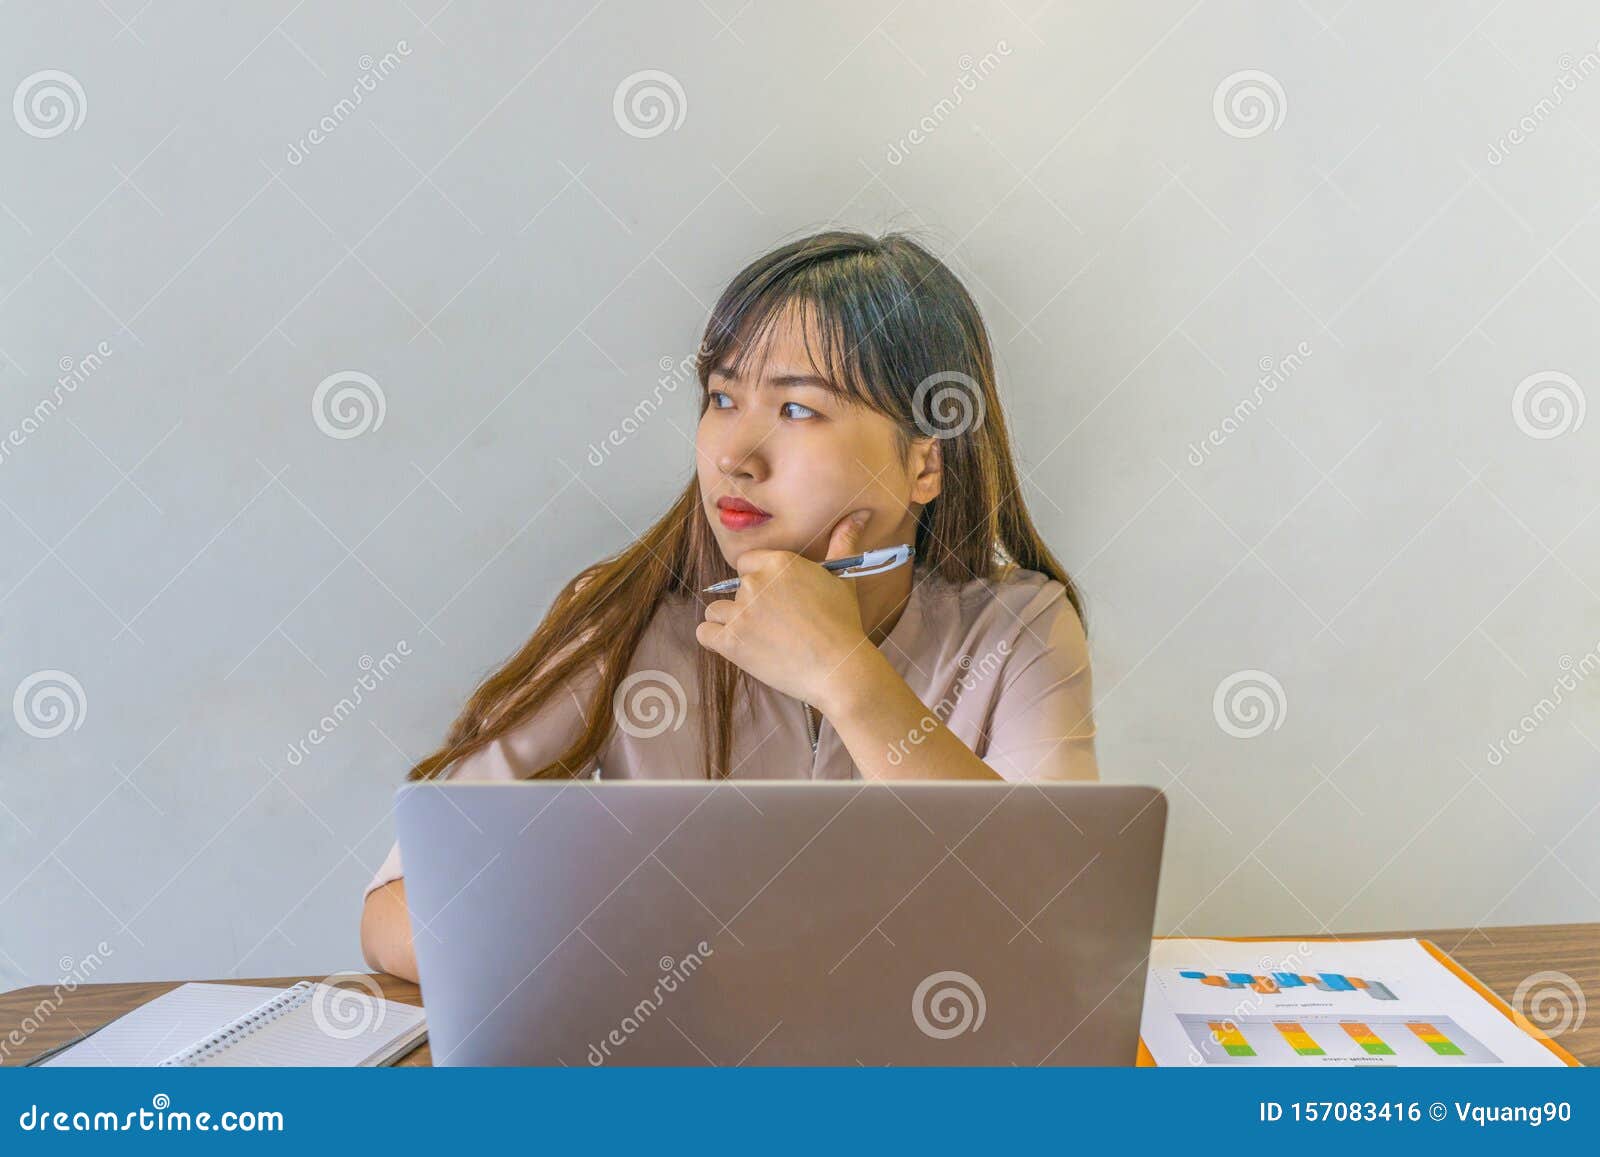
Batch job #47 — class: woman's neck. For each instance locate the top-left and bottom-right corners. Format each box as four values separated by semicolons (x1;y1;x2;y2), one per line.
853;514;922;646
855;564;915;648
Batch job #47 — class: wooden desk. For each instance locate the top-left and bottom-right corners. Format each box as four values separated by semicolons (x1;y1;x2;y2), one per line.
4;923;1593;1067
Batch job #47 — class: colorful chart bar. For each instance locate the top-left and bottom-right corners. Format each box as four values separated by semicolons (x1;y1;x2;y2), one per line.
1177;970;1397;1000
1340;1021;1396;1055
1274;1021;1325;1056
1207;1021;1256;1057
1407;1021;1467;1056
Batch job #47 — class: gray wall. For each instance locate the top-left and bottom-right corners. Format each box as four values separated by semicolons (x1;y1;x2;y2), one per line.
2;0;1597;988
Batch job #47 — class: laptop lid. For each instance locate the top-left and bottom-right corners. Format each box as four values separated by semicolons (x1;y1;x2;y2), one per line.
394;780;1166;1066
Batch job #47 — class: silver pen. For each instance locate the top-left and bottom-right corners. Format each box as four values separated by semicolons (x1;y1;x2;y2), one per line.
701;543;914;596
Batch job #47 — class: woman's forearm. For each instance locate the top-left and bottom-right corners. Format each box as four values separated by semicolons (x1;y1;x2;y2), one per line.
818;648;1003;781
360;879;419;982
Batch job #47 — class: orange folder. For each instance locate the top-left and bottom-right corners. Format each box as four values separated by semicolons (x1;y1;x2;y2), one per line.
1134;935;1581;1067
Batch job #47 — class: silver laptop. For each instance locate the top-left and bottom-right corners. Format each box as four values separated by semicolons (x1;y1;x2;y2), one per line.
394;780;1166;1066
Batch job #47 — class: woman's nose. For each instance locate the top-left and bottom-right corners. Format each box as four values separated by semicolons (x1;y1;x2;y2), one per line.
713;414;769;479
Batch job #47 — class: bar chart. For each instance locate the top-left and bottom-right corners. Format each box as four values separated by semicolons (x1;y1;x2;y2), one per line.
1175;968;1398;1000
1178;1013;1499;1065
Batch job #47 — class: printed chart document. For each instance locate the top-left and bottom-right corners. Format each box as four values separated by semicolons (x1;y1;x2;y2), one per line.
1138;938;1576;1067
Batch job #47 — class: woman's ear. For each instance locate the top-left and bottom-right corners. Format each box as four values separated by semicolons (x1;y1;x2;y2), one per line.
910;436;943;505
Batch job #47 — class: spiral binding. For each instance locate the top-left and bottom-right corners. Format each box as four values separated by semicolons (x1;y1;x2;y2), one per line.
157;980;317;1067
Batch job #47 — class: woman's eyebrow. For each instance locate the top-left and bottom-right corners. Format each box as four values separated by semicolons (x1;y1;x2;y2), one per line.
710;365;844;394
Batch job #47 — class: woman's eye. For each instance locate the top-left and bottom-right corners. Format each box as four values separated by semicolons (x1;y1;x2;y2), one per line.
706;392;815;421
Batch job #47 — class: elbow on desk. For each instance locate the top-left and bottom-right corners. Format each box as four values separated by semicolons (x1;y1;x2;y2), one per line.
360;878;419;984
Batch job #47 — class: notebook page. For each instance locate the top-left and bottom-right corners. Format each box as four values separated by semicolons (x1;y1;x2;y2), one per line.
198;983;426;1066
41;983;286;1067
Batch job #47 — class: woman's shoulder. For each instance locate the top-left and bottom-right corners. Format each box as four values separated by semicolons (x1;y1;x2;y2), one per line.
922;563;1086;666
934;563;1081;626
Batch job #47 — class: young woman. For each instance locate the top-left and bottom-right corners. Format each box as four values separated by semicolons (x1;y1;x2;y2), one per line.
360;230;1098;981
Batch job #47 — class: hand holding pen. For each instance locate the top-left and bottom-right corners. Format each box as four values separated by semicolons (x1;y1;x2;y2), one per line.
701;543;915;595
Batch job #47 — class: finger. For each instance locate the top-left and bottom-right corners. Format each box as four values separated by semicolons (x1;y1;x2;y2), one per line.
694;619;727;655
825;508;873;562
702;599;736;624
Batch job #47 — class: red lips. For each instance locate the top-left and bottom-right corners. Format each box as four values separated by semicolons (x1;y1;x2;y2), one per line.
716;495;771;530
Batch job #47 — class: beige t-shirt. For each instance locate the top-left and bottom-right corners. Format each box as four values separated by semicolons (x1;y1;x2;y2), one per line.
363;564;1098;900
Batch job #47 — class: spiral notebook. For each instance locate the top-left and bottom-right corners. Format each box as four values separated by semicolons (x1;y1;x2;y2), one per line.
34;979;428;1067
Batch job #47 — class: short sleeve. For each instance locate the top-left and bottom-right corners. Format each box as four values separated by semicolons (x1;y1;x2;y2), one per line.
360;661;601;901
979;592;1099;782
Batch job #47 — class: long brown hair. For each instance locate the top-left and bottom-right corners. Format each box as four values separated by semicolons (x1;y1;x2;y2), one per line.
406;229;1084;782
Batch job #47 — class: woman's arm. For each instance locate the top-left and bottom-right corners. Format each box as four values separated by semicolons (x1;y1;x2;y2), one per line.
356;636;605;982
821;648;1003;780
360;879;419;982
819;593;1098;783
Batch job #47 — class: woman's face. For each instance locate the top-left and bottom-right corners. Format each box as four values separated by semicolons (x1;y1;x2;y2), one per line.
696;306;941;566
